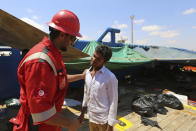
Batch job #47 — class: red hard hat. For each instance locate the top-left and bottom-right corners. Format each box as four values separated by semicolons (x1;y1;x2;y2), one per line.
47;9;82;37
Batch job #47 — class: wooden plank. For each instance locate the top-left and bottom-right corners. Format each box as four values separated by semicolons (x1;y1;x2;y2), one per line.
125;113;147;130
162;111;190;131
114;112;141;131
155;107;176;122
134;107;176;131
189;122;196;131
135;109;176;131
126;113;141;125
115;107;179;131
0;9;89;62
176;116;196;131
135;117;161;131
148;111;181;131
128;121;143;131
183;105;196;114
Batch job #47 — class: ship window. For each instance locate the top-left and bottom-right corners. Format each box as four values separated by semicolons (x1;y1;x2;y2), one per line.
0;51;12;56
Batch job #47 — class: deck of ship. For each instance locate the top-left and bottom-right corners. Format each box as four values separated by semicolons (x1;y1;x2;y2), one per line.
61;92;196;131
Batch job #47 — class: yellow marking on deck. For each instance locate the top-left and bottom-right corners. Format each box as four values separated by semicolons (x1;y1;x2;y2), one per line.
115;116;134;131
62;105;81;114
181;110;196;117
184;104;196;111
62;106;88;119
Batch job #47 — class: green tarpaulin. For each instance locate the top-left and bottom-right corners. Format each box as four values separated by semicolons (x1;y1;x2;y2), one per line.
65;41;152;71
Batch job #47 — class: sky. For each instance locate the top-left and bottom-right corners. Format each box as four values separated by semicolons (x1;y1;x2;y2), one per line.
1;0;196;51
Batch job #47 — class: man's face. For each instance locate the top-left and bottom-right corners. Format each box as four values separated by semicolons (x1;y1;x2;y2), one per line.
59;33;77;51
91;51;105;70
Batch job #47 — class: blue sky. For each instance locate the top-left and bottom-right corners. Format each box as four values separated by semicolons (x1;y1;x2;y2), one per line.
1;0;196;51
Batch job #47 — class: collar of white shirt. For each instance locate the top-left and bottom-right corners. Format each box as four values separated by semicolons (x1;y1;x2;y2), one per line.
89;66;106;74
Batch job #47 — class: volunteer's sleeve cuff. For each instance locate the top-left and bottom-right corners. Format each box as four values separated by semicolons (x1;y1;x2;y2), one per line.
31;105;56;123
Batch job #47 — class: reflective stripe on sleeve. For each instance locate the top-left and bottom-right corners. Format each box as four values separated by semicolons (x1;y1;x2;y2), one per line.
31;105;56;123
21;52;57;76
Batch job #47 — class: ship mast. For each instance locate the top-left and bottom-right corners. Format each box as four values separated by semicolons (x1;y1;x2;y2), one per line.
130;15;134;44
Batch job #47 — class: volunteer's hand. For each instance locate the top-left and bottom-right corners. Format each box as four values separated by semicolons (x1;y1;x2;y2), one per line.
78;113;84;124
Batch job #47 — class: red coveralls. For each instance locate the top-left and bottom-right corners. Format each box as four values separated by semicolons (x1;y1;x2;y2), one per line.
9;37;68;131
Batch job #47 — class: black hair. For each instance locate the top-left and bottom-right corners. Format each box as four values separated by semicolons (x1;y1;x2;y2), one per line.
49;26;61;41
95;44;112;62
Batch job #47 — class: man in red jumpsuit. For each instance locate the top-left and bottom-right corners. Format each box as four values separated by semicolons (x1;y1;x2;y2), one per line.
10;9;85;131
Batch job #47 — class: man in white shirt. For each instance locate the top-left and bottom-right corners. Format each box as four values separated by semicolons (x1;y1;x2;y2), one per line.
79;45;118;131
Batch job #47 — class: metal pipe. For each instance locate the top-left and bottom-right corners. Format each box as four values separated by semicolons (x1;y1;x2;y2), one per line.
130;15;134;44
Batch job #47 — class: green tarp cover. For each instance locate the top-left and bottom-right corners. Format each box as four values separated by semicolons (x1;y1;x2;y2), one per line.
65;41;152;71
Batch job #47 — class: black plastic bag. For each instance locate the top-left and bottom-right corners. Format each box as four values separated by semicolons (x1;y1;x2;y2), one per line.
131;94;158;117
158;94;184;110
141;117;162;129
131;93;183;129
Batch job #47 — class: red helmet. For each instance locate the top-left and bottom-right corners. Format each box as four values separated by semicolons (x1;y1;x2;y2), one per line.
47;9;82;37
